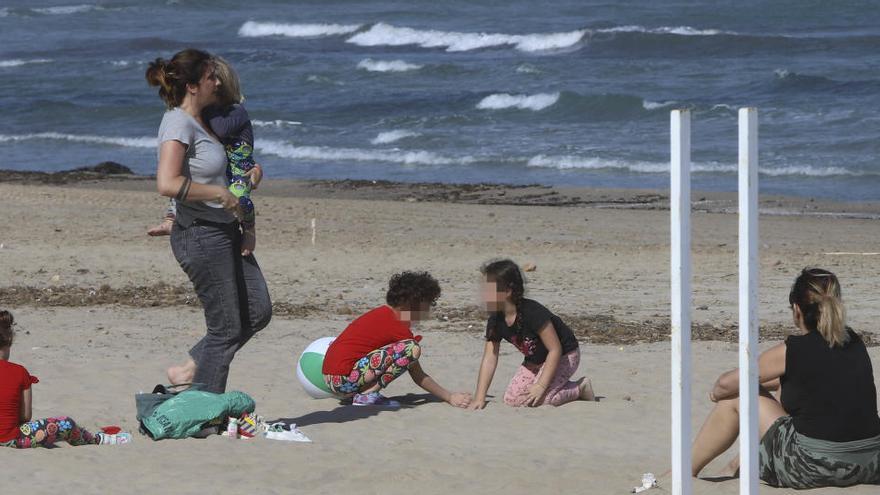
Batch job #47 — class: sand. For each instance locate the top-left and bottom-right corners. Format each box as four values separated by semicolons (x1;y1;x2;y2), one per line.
2;177;879;494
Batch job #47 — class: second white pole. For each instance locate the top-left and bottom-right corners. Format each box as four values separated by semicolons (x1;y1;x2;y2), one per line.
670;109;692;495
738;107;759;495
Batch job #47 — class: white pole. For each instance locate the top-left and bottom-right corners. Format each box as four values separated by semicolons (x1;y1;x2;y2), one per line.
738;107;759;495
670;109;692;495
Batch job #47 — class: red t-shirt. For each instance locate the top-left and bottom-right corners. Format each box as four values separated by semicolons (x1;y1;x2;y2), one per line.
322;305;421;375
0;360;33;442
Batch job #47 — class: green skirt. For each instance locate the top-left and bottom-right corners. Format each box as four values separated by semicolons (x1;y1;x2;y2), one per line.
760;416;880;489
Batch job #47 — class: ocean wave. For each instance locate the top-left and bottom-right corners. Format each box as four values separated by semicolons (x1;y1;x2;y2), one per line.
238;21;361;38
370;130;420;145
642;100;677;110
0;59;52;68
590;27;880;58
528;155;669;173
346;22;587;53
710;103;736;112
516;64;543;75
477;93;560;111
769;69;880;96
759;166;866;177
235;19;866;57
33;4;102;15
773;69;837;88
773;69;878;92
0;7;8;17
598;25;732;36
0;132;155;148
357;59;423;73
527;155;873;177
257;139;475;166
252;119;302;128
475;91;668;118
306;74;343;86
108;60;146;67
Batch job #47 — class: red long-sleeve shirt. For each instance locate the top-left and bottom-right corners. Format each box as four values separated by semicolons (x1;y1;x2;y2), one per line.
322;305;421;375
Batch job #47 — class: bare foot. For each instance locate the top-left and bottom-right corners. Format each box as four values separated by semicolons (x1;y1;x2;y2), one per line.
167;359;196;386
241;229;256;257
577;377;597;401
147;218;174;237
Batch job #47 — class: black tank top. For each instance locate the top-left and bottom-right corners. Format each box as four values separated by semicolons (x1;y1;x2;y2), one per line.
780;329;880;442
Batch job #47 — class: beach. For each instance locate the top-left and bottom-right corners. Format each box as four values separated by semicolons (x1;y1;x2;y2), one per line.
2;176;879;494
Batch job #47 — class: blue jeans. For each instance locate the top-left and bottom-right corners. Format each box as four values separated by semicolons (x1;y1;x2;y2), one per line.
170;219;272;393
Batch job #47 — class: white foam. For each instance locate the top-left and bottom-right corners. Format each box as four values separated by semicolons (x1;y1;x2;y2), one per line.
476;93;560;111
760;166;864;177
774;68;792;79
516;64;543;74
370;130;420;145
111;60;130;67
527;155;871;177
0;59;52;68
0;132;155;148
33;4;101;15
357;58;423;73
710;103;735;111
346;22;587;53
528;155;747;174
306;74;342;85
599;25;729;36
257;139;474;166
252;119;302;128
642;100;676;110
0;7;9;17
527;155;669;173
238;21;362;38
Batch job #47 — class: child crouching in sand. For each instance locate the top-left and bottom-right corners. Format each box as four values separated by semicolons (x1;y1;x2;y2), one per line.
322;272;472;408
0;311;131;447
469;259;596;409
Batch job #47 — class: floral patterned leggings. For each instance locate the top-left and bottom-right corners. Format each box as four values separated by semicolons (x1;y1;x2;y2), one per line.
1;416;97;448
324;339;421;396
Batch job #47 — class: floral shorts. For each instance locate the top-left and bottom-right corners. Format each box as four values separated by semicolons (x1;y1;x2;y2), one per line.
324;339;420;396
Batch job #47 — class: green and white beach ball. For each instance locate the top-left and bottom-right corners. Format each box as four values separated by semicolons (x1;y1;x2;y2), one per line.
296;337;335;399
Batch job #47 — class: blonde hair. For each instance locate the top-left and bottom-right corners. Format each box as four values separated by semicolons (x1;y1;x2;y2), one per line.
789;268;848;347
213;56;245;106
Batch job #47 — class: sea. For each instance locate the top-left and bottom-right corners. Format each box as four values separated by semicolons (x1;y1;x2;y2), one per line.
1;0;879;200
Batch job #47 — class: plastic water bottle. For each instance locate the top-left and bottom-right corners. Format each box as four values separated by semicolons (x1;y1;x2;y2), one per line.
226;417;238;439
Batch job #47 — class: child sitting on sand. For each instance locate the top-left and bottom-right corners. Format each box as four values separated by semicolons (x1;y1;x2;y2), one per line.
0;310;131;447
468;259;596;409
322;271;472;408
147;56;263;256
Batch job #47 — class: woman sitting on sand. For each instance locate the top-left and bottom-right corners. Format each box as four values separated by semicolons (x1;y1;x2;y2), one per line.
146;48;272;393
691;268;880;488
322;271;471;408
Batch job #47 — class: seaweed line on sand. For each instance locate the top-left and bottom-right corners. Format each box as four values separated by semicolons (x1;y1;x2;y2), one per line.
3;284;861;346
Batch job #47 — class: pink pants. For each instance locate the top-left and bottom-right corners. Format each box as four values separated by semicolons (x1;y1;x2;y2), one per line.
504;349;581;407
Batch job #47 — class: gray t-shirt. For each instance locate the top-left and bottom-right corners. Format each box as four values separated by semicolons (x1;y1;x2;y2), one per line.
157;108;235;226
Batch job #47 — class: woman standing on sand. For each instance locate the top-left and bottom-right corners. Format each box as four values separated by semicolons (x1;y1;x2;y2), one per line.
145;48;272;393
691;268;880;488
